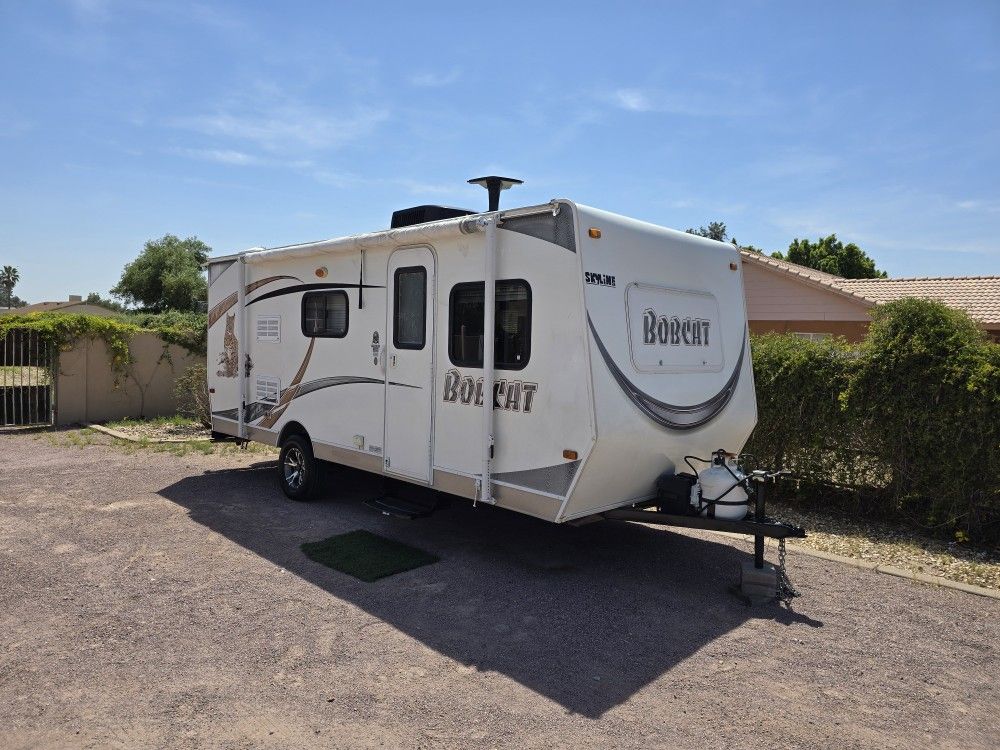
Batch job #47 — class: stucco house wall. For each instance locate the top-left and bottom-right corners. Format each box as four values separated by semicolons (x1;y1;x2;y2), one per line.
741;260;872;341
740;252;1000;342
2;301;119;317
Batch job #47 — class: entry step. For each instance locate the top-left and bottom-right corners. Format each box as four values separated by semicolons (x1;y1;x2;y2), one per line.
364;494;437;519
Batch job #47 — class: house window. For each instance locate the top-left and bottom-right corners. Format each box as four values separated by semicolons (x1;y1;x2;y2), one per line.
255;374;280;403
449;280;531;370
256;315;280;342
302;291;348;338
792;332;832;342
393;266;426;350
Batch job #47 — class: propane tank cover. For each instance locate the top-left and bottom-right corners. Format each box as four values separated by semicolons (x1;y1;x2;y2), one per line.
690;458;749;520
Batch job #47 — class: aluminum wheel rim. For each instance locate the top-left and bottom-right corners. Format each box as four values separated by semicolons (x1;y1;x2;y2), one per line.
283;447;306;490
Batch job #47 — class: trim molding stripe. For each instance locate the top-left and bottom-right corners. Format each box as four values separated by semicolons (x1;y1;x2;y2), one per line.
247;281;385;307
588;315;745;430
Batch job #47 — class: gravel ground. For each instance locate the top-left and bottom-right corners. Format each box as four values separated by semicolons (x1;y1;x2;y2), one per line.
52;427;1000;590
102;419;211;443
773;503;1000;591
1;433;998;750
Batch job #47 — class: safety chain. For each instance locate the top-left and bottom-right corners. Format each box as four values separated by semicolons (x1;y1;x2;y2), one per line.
776;538;800;604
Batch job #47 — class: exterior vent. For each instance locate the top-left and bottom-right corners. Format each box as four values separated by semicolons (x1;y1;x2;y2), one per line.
255;375;280;403
256;315;280;342
390;205;474;229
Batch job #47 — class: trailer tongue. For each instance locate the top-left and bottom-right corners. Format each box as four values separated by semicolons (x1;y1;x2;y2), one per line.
602;460;806;606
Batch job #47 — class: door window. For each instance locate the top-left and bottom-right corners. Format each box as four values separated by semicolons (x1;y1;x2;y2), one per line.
393;266;426;349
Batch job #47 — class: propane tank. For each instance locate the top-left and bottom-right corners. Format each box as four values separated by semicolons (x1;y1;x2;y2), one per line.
689;451;749;520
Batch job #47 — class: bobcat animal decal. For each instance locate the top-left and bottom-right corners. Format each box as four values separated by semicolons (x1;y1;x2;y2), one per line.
216;313;239;378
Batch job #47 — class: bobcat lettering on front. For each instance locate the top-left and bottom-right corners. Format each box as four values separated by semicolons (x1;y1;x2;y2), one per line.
442;369;538;413
642;308;711;347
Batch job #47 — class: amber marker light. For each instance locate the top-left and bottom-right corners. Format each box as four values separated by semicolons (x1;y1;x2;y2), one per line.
563;449;578;460
588;228;602;239
315;266;328;278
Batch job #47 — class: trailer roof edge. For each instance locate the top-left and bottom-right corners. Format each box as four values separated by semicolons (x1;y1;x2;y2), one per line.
203;201;566;266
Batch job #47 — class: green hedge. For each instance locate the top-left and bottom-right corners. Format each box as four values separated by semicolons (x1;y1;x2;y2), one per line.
0;311;207;382
746;299;1000;545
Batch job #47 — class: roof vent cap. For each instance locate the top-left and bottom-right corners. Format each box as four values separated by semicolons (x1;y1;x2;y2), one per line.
468;175;523;212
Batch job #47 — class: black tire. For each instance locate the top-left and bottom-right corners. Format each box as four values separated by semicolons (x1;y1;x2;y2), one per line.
278;434;323;501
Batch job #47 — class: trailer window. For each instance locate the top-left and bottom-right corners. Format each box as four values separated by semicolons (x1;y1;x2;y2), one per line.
301;291;348;338
393;266;426;349
449;280;531;370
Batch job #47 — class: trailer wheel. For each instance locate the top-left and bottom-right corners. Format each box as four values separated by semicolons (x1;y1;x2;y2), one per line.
278;435;322;501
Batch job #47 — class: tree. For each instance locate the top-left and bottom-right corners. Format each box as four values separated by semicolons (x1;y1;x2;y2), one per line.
772;234;887;279
686;222;728;242
733;239;764;253
112;235;210;312
85;292;124;312
1;265;20;309
687;221;766;252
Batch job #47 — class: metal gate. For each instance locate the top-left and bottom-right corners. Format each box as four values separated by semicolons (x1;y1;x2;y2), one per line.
1;328;54;427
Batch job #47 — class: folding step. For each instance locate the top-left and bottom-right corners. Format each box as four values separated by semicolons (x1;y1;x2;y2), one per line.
364;494;437;519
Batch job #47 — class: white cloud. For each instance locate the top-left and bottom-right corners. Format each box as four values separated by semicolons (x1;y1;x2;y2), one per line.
409;68;461;88
610;74;781;118
66;0;112;20
752;150;842;180
307;170;456;196
173;100;389;152
614;88;652;112
611;87;721;117
956;199;1000;213
393;178;456;195
172;148;263;166
0;114;32;137
67;0;248;31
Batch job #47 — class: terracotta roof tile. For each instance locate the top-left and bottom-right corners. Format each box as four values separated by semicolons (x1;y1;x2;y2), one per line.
836;277;1000;325
739;250;1000;326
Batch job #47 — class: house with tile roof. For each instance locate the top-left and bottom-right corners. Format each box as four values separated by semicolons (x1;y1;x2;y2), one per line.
0;295;118;317
740;250;1000;342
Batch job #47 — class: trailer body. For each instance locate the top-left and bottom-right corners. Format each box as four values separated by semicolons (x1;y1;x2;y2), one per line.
206;200;757;521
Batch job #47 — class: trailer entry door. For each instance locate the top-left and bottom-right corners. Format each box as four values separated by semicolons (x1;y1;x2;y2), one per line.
384;247;435;482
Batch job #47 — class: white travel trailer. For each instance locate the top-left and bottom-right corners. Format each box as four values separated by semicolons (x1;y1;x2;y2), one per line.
206;191;762;525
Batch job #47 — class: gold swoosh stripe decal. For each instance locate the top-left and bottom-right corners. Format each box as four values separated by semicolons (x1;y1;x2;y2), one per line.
208;276;303;329
259;339;315;429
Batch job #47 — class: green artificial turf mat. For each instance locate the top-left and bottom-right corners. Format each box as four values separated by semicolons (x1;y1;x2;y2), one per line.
301;530;439;582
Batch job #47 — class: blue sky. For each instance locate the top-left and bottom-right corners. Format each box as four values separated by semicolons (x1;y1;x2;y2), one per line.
1;0;998;303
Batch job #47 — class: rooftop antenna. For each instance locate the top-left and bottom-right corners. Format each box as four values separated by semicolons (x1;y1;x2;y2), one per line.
468;175;523;212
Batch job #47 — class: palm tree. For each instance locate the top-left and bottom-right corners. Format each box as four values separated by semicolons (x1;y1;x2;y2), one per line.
0;266;20;309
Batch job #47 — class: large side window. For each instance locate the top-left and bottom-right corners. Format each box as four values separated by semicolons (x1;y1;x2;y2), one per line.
301;290;348;338
393;266;426;349
449;280;531;370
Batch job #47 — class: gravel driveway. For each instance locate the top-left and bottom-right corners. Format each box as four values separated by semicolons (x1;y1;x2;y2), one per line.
1;433;997;750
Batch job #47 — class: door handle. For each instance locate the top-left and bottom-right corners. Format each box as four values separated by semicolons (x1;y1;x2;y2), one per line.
390;354;397;367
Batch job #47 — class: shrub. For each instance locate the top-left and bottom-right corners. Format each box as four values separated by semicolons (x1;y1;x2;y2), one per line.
0;311;207;381
848;299;1000;541
746;299;1000;545
747;333;859;487
174;363;211;428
